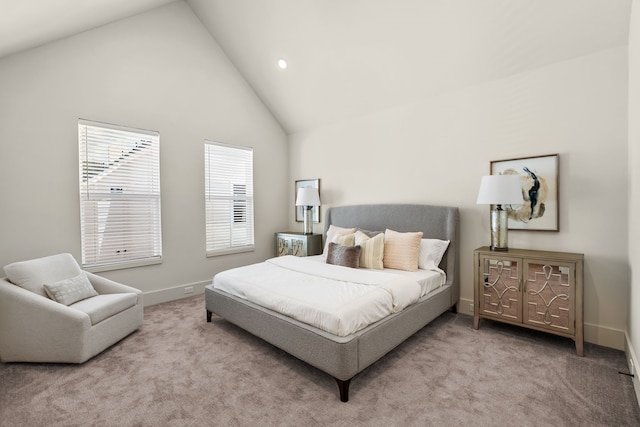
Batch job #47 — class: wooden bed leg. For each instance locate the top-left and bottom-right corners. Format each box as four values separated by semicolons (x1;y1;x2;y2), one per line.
334;377;352;402
206;310;212;323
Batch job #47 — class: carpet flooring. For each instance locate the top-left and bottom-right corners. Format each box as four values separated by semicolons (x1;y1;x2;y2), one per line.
1;294;639;426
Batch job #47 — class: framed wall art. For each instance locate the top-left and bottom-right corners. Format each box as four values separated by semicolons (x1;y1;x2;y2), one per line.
295;179;320;223
490;154;559;231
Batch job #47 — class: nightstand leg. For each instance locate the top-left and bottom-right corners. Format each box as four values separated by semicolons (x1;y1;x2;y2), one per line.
473;315;480;330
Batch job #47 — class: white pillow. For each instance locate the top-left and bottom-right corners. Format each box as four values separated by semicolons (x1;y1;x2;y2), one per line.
324;225;356;256
43;272;98;306
418;239;450;270
355;230;384;269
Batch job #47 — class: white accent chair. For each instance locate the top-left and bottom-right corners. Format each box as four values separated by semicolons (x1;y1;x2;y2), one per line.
0;253;143;363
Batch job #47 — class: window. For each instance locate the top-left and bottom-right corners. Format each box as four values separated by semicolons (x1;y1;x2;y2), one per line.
78;119;162;270
204;141;254;256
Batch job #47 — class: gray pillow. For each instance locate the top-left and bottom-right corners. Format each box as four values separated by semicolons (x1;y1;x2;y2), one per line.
326;243;361;268
356;228;384;238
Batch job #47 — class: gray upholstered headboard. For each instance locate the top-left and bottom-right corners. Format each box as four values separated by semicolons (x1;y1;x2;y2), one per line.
324;204;460;307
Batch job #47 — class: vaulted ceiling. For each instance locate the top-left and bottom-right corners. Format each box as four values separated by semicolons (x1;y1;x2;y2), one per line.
0;0;632;134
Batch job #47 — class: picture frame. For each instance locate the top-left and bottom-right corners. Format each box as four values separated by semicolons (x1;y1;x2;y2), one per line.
490;154;559;231
295;179;320;223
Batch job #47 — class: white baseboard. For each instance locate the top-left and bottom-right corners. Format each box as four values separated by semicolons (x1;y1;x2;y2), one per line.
457;297;626;350
142;280;210;307
458;297;474;316
625;333;640;409
584;322;625;350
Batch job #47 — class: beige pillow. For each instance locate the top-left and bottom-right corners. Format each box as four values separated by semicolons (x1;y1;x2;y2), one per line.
324;225;356;256
383;229;423;272
332;232;355;246
326;243;361;268
355;230;384;269
43;272;98;306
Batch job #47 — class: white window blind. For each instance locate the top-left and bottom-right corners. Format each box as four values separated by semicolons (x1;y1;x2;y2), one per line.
79;119;162;270
204;141;254;256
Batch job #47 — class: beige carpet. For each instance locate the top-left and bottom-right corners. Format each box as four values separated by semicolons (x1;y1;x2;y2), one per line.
1;294;639;426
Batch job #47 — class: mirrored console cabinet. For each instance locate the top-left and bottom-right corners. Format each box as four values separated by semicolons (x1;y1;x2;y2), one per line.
473;246;584;356
275;232;323;257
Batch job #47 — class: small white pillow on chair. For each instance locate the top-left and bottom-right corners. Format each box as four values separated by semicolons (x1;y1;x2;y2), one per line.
43;272;98;306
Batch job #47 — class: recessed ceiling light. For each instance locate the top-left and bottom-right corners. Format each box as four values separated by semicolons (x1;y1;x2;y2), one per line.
277;59;288;70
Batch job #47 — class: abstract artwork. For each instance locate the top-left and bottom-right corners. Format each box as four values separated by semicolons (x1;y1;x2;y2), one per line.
491;154;559;231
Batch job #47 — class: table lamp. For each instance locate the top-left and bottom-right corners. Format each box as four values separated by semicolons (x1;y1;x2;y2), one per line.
476;174;523;251
295;187;320;235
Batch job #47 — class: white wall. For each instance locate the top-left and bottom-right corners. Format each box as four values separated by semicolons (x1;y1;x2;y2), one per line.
627;0;640;404
0;2;289;303
289;47;629;349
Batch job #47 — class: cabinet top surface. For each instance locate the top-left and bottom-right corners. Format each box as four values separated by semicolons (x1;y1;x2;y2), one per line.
276;231;322;237
474;246;584;260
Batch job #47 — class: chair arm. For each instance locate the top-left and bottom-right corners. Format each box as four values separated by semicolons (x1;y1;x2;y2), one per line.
0;279;91;361
0;279;89;325
85;272;143;305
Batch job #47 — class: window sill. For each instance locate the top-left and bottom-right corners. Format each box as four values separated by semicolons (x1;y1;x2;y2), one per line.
206;245;255;257
83;257;162;273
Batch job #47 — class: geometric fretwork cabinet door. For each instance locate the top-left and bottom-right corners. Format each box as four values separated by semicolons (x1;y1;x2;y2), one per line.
523;261;575;334
473;247;584;356
477;255;522;323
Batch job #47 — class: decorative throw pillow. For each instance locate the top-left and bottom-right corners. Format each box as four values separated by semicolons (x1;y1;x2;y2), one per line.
332;232;355;247
43;272;98;306
326;243;361;268
355;230;384;269
418;239;450;270
324;225;356;256
383;229;423;272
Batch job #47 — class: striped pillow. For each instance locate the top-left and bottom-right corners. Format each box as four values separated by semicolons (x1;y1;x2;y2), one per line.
355;230;384;269
383;229;423;272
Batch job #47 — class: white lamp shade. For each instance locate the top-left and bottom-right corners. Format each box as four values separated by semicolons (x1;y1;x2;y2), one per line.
295;187;321;206
476;175;523;205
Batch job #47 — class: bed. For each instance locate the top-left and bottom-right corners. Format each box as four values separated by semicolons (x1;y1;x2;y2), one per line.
205;203;459;402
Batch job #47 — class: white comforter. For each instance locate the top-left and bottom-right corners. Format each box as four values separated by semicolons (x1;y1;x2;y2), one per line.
212;256;424;337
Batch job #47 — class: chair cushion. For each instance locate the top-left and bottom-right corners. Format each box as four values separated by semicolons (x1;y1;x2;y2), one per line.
4;253;83;298
70;293;138;325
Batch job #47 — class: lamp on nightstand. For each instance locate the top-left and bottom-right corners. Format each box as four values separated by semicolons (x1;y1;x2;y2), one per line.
295;187;320;235
476;174;523;251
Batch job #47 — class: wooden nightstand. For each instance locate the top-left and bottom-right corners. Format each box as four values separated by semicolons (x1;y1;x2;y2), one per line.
473;246;584;356
275;232;323;257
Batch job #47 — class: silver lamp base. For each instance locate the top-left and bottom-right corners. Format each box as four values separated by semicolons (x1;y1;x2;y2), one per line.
490;206;509;251
303;207;313;235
